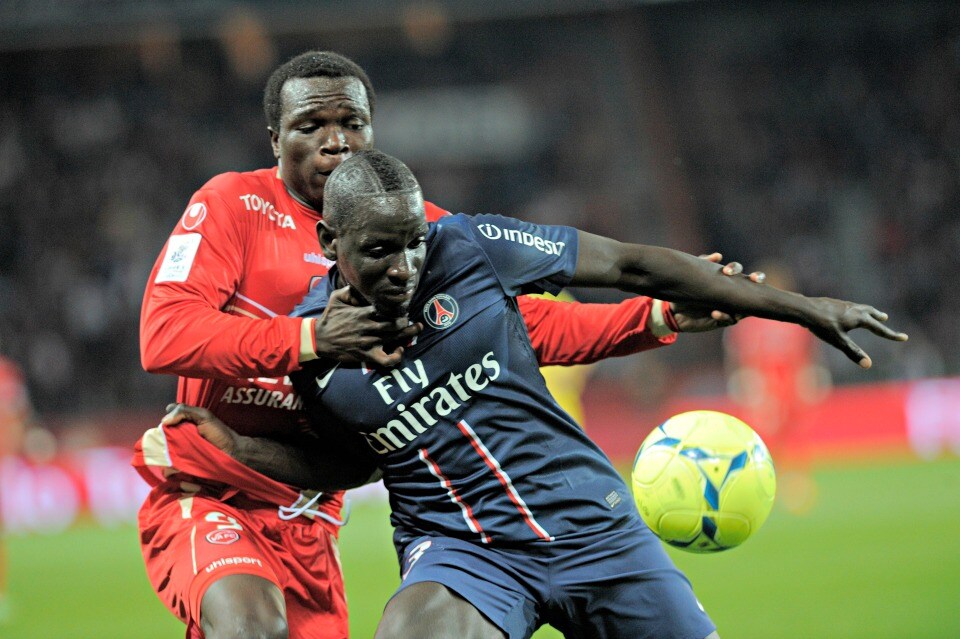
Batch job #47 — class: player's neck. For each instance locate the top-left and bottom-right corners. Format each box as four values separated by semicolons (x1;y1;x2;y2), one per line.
282;180;320;213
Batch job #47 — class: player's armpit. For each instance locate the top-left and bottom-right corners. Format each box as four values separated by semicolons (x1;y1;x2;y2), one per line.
518;295;676;367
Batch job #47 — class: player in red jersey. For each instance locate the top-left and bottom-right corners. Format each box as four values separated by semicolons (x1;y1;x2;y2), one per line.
137;50;755;639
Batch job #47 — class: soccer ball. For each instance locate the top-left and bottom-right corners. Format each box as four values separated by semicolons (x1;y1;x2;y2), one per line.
631;410;776;553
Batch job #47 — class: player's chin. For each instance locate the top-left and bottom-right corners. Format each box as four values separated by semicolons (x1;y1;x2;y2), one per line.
374;298;412;320
304;173;329;198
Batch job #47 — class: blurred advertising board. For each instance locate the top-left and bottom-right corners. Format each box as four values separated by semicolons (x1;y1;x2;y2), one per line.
2;378;958;534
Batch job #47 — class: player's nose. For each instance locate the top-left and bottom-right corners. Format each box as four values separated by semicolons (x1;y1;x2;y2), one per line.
319;126;349;155
388;251;418;282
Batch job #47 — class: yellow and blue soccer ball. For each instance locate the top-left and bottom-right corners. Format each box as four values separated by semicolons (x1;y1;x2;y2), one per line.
631;410;776;553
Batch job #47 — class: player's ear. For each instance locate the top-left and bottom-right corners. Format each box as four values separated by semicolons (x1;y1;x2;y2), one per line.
317;220;338;261
269;128;280;159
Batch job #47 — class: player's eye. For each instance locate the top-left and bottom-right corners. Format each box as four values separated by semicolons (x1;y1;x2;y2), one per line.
345;118;366;130
407;237;425;249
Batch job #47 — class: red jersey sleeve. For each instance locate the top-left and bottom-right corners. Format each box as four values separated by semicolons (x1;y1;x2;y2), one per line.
424;201;450;221
140;179;304;380
518;295;677;366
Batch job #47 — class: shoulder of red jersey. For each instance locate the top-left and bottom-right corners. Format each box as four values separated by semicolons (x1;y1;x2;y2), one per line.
424;200;451;222
197;167;278;196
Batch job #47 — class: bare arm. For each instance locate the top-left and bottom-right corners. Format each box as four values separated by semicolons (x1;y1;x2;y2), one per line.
572;231;908;367
161;404;380;491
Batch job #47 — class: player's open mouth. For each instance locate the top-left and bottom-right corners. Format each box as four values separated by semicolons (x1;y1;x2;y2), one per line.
381;288;414;302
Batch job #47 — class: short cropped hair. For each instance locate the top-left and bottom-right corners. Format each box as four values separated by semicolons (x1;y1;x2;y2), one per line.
263;50;377;131
324;150;421;232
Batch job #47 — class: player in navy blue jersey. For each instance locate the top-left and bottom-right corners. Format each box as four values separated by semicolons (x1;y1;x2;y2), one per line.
248;149;904;639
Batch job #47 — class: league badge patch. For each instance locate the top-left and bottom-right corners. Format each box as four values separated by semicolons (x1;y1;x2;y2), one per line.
423;294;459;330
206;529;240;545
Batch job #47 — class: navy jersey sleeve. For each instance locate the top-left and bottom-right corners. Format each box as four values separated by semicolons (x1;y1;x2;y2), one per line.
291;274;335;319
463;214;579;297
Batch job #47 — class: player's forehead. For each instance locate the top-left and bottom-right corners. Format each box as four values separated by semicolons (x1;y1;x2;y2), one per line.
279;75;369;121
347;195;426;243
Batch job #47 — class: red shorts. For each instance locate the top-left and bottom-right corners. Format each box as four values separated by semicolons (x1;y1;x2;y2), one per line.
139;485;348;639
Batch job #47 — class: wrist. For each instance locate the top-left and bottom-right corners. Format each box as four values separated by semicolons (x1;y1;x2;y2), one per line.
649;299;679;337
299;318;319;362
228;433;254;464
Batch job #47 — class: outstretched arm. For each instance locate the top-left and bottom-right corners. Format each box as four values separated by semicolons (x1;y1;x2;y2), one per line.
520;254;762;366
571;232;908;367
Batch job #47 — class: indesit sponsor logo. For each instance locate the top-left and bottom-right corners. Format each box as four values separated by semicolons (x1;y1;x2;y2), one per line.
239;194;296;229
476;223;566;256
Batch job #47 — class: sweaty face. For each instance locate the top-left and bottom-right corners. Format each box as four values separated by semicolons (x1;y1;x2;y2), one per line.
271;76;374;210
333;193;428;319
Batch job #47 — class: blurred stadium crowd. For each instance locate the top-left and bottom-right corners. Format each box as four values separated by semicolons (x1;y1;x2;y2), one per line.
0;2;956;423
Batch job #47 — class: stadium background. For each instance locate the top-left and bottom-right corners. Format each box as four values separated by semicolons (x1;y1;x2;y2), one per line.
1;1;958;637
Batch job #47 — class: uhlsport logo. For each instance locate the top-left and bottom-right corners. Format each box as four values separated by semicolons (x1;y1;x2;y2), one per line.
206;529;240;545
181;202;207;230
476;223;566;256
423;294;459;330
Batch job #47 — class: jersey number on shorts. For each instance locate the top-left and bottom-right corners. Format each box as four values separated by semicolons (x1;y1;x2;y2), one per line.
205;512;243;531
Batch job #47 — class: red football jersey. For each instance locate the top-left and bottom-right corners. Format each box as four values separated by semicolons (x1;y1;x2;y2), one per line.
140;167;673;438
140;168;452;436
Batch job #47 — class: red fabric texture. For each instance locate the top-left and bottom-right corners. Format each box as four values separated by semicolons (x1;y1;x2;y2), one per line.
518;295;677;367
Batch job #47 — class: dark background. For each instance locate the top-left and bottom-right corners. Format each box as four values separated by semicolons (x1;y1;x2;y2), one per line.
0;0;955;425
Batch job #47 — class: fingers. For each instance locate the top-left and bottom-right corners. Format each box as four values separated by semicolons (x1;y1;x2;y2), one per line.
722;262;743;276
364;345;405;368
395;322;423;341
329;285;366;307
863;307;909;341
161;403;213;426
835;333;872;368
698;251;765;282
862;318;909;341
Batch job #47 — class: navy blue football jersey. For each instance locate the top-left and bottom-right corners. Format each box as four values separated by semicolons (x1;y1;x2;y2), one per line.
292;214;635;547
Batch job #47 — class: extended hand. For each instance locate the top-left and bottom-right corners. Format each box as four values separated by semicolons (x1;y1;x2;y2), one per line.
161;403;239;457
313;286;423;367
672;253;765;333
803;298;908;368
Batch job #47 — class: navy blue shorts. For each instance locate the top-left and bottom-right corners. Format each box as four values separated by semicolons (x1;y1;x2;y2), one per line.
394;517;716;639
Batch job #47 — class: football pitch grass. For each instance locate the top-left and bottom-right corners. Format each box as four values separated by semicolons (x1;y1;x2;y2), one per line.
4;456;958;638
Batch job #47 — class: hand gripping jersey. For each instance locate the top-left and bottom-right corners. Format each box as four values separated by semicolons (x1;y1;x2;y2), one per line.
140;168;452;436
293;214;636;547
140;168;674;439
136;168;678;636
138;168;455;522
139;168;674;498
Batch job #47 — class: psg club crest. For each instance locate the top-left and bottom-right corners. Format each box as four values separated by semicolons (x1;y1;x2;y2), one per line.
423;294;459;330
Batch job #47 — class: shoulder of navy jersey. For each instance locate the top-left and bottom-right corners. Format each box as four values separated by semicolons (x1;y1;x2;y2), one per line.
291;271;337;319
434;213;579;297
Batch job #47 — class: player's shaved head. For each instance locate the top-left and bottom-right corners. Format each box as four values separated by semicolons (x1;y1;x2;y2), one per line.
323;150;423;233
264;50;376;131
